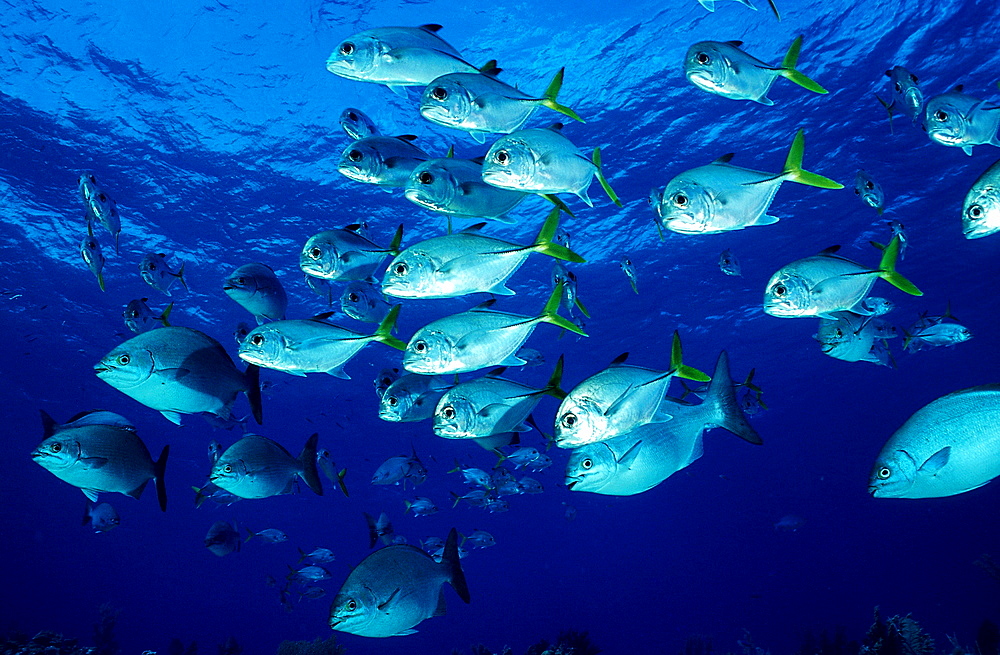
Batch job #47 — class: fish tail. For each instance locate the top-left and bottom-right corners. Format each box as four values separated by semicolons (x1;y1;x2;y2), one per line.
373;305;407;351
902;327;914;351
778;36;828;94
159;302;174;327
449;491;462;509
478;59;501;76
245;527;256;543
541;194;576;218
442;528;471;604
387;224;404;256
875;94;896;134
245;364;264;425
336;468;349;497
298;433;324;496
703;352;763;445
82;500;93;526
539;282;588;336
781;129;843;189
592;147;623;207
531;208;586;263
97;271;106;292
154;444;170;512
669;331;711;382
297;547;306;564
575;296;591;319
176;262;189;291
877;236;923;296
540;68;586;123
526;414;555;449
541;355;567;400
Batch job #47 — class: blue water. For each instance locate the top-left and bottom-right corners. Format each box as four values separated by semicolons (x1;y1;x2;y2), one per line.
3;0;1000;653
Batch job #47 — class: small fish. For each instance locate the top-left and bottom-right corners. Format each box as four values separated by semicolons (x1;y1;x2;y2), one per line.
774;515;805;532
139;253;187;297
854;170;885;215
80;224;106;292
515;347;545;368
684;36;825;105
208;440;222;464
551;263;588;319
484;497;509;513
563;502;577;521
523;454;553;472
923;86;1000;155
193;482;241;508
340;107;379;140
304;275;336;306
620;257;638;294
205;521;242;557
338;135;430;189
903;322;973;351
555;227;571;250
450;489;488;508
300;225;404;282
299;547;336;564
697;0;780;20
289;565;332;583
300;586;327;601
372;448;427;488
209;433;323;499
316;449;349;497
719;249;742;276
341;281;392;323
79;174;122;252
449;463;492;488
404;496;438;517
223;263;288;324
499;446;541;469
123;298;173;335
876;66;924;133
374;367;402;398
234;322;252;346
83;501;120;533
421;537;445;553
461;529;495;549
364;511;395;547
246;528;289;543
962;157;1000;239
517;477;544;494
887;220;908;260
379;374;452;423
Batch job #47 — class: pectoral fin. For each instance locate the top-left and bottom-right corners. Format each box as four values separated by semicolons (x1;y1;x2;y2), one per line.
617;440;643;469
160;411;184;425
919;447;950;475
378;588;401;612
80;457;109;469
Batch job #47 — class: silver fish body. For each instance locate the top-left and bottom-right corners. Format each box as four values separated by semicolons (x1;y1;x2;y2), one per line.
814;312;894;366
404;157;526;220
338;136;430;188
620;257;638;293
854;169;885;214
877;66;924;128
83;501;120;533
341;281;392;323
904;322;972;351
123;298;172;334
300;225;402;281
139;253;186;296
962;158;1000;239
224;263;288;323
210;433;322;499
433;376;547;439
923;88;1000;155
79;175;121;252
340;107;380;140
80;230;106;292
719;249;742;276
379;374;453;422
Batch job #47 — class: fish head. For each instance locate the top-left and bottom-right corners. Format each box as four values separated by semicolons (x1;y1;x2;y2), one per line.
382;250;438;298
554;396;607;448
564;443;616;492
209;457;250;490
658;179;716;235
923;96;973;147
647;187;665;218
374;367;401;398
853;171;884;209
337;139;387;184
481;137;537;190
814;315;857;353
340;281;381;320
419;77;473;126
378;383;416;421
300;232;342;279
962;185;1000;239
432;395;477;438
80;235;102;263
95;344;156;389
31;437;83;472
403;329;458;374
339;107;378;140
87;189;116;223
762;272;813;317
326;33;382;80
868;448;918;498
887;67;922;115
329;585;379;634
78;172;98;202
684;42;733;95
404;161;459;211
223;268;261;304
237;325;287;368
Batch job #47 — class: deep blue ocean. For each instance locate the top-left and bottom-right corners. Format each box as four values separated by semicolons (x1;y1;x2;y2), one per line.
3;1;1000;654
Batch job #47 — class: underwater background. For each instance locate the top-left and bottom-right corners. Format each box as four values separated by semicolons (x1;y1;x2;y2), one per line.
2;0;1000;653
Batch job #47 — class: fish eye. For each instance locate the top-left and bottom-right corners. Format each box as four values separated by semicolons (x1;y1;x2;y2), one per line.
386;396;398;406
865;181;874;190
561;412;577;428
223;464;233;474
418;171;434;184
308;247;323;260
51;442;62;453
494;150;510;165
381;376;393;386
340;42;355;56
672;192;688;207
249;334;264;346
934;109;948;122
968;204;984;219
394;262;408;276
442;406;455;419
348;292;359;302
98;193;106;202
773;284;786;296
413;340;427;353
431;86;448;100
347;111;357;120
894;82;901;92
346;599;357;611
835;329;843;338
148;262;156;270
236;277;245;285
581;458;592;469
348;149;363;162
117;354;131;365
695;52;711;65
88;175;96;183
877;466;891;480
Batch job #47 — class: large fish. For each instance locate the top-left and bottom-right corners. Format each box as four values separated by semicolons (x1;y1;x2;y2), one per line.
650;129;842;235
962;158;1000;239
95;327;262;426
876;66;924;133
763;237;921;318
923;86;1000;155
564;351;761;496
223;263;288;324
338;135;430;189
684;36;825;104
329;527;470;637
32;410;168;511
379;374;454;423
300;224;403;282
869;385;1000;498
382;208;583;299
404;155;527;221
210;433;322;499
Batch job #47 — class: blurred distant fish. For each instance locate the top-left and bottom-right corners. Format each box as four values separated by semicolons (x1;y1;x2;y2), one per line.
338;135;430;189
449;462;491;488
524;454;552;472
208;440;222;465
774;515;805;532
80;224;106;292
234;322;252;346
299;547;336;564
246;528;289;543
83;501;120;533
814;312;895;366
205;520;241;557
923;86;1000;155
365;511;395;547
518;476;544;495
340;107;379;140
123;298;172;335
78;173;121;253
737;369;768;416
451;489;488;508
861;297;894;316
719;249;742;276
903;321;972;352
405;496;438;517
854;169;885;214
372;448;426;488
289;565;332;583
962;158;1000;239
551;263;588;319
341;281;392;323
223;263;288;324
876;66;924;132
563;502;577;521
300;225;403;282
887;220;908;259
515;347;545;368
300;586;327;601
697;0;780;20
620;257;638;294
374;367;402;398
210;433;323;499
484;497;509;513
139;253;187;297
461;529;495;549
499;446;542;470
684;36;825;104
555;226;571;250
193;482;241;508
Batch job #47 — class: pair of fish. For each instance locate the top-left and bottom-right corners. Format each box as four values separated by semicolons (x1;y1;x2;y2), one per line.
379;373;453;423
342;281;393;323
223;263;288;323
78;172;121;252
403;149;527;221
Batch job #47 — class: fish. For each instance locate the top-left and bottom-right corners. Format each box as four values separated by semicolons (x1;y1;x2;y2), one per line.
405;497;438;517
316;449;349;497
404;155;527;221
341;281;392;323
325;25;479;96
650;130;843;235
450;489;488;508
223;263;288;324
209;433;323;499
433;357;565;439
139;253;187;297
305;275;336;306
461;529;495;549
774;515;805;532
299;547;336;564
95;327;263;426
379;374;453;423
421;537;445;553
697;0;780;20
372;448;426;488
854;169;885;215
620;257;638;294
290;565;332;583
887;220;908;260
903;322;973;351
564;351;761;496
923;86;1000;155
861;297;895;316
374;367;402;398
365;511;395;547
498;446;542;470
553;332;709;448
869;385;1000;498
449;463;492;488
814;312;896;366
80;224;106;292
300;225;404;282
193;482;241;508
382;208;584;299
329;527;470;637
719;249;742;276
208;440;222;464
523;454;552;472
517;477;544;494
962;157;1000;239
484;498;509;513
551;263;588;319
83;501;120;533
123;298;172;334
340;107;380;140
481;123;621;207
79;175;122;253
876;66;924;133
246;528;289;543
402;284;585;375
32;410;169;511
205;521;242;556
763;237;922;319
338;136;431;188
684;36;825;104
419;67;583;142
300;587;327;601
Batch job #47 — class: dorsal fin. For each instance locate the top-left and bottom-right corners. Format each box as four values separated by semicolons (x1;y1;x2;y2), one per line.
472;299;497;310
396;134;419;142
344;223;362;231
486;367;507;377
818;245;841;255
478;60;502;76
610;352;629;365
460;222;488;233
952;84;964;93
470;155;486;165
725;40;744;47
546;122;564;132
419;24;443;33
311;311;337;321
713;153;735;164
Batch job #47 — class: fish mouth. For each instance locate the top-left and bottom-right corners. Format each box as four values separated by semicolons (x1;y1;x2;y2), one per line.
93;364;112;375
328;617;344;628
403;189;444;210
419;105;453;124
565;478;580;491
867;485;879;497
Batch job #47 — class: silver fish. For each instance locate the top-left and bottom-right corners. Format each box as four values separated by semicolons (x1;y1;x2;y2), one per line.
338;136;430;188
461;529;494;549
300;587;327;601
83;501;120;533
903;322;973;351
861;297;894;316
697;0;780;19
290;565;332;583
32;410;168;510
650;130;842;235
684;36;825;104
80;224;106;292
246;528;289;543
869;385;1000;498
205;520;241;557
500;446;542;469
95;327;262;426
962;158;1000;239
79;175;122;253
316;448;350;497
139;253;187;297
341;281;392;323
551;263;587;319
299;547;336;564
419;67;582;142
923;86;1000;155
329;528;470;637
210;433;322;499
300;224;403;281
481;123;621;207
372;448;426;488
379;374;453;423
876;66;924;132
404;156;527;221
405;496;438;517
340;107;380;140
854;169;885;214
123;298;172;335
620;256;638;294
763;238;921;318
374;367;402;398
517;477;544;494
382;208;583;299
224;263;288;324
449;463;491;488
887;220;908;260
719;249;742;276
